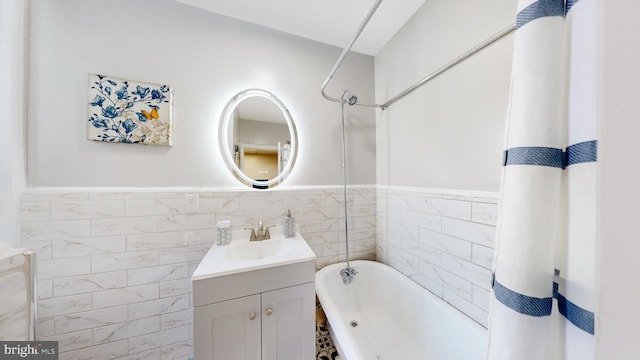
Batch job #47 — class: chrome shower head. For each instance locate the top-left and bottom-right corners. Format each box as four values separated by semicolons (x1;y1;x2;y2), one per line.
341;90;358;106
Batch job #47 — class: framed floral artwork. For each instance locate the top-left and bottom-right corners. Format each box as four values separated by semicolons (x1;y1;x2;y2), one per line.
87;74;173;146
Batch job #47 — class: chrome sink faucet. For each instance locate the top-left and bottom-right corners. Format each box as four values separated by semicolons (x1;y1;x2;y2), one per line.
245;221;272;241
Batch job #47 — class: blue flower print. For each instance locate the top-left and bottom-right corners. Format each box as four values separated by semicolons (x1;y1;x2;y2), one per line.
116;85;130;100
151;89;166;103
87;74;171;145
90;95;105;107
136;112;148;122
89;115;108;129
101;105;121;119
133;85;150;98
122;119;138;134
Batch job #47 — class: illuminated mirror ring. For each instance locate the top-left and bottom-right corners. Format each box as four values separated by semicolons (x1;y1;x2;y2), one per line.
219;89;298;188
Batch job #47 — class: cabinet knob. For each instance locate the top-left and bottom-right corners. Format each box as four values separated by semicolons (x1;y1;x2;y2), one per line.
265;307;273;316
249;312;256;320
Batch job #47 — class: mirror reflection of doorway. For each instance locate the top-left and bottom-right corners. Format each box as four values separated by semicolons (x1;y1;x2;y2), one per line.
235;142;290;186
243;151;278;181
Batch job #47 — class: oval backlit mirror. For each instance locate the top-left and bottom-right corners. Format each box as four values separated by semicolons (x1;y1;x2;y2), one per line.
219;89;298;189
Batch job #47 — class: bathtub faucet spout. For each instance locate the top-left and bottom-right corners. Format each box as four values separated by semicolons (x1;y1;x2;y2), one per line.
340;267;357;285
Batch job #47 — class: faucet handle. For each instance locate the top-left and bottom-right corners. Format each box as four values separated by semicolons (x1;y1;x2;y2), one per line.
263;225;276;240
244;227;257;241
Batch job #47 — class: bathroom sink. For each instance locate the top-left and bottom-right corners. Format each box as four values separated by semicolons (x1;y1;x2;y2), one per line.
191;226;316;281
226;239;288;261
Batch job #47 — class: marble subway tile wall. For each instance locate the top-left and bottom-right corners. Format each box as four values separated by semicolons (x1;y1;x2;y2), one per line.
376;186;498;327
20;186;375;360
0;247;35;340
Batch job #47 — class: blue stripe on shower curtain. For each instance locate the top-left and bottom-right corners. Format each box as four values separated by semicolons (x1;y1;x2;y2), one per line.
502;140;597;168
516;0;565;29
502;147;564;168
566;0;581;12
493;275;597;334
493;276;596;335
556;293;595;335
493;278;553;317
566;140;597;165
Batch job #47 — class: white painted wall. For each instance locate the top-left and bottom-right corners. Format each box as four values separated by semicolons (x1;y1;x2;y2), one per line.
0;0;27;248
28;0;376;187
374;0;516;191
596;0;640;358
238;119;289;146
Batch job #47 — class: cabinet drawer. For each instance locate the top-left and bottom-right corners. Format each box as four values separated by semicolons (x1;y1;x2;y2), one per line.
192;260;314;307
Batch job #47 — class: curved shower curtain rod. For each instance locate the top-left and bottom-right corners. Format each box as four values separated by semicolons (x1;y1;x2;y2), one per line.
321;0;516;110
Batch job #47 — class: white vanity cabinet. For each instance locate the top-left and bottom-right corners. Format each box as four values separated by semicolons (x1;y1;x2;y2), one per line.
192;239;316;360
261;283;315;359
194;282;315;360
194;294;261;359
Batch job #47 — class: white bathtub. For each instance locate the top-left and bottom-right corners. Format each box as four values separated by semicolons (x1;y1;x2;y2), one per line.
315;260;487;360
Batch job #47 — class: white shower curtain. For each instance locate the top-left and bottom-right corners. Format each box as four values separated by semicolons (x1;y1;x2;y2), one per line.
487;0;597;359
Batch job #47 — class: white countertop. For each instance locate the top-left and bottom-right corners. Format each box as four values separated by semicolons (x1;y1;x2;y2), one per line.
192;227;316;281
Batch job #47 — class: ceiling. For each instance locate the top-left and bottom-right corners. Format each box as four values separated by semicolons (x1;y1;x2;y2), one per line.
175;0;426;56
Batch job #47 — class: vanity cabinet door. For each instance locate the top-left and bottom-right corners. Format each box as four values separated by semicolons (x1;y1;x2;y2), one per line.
194;294;261;360
261;283;315;360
